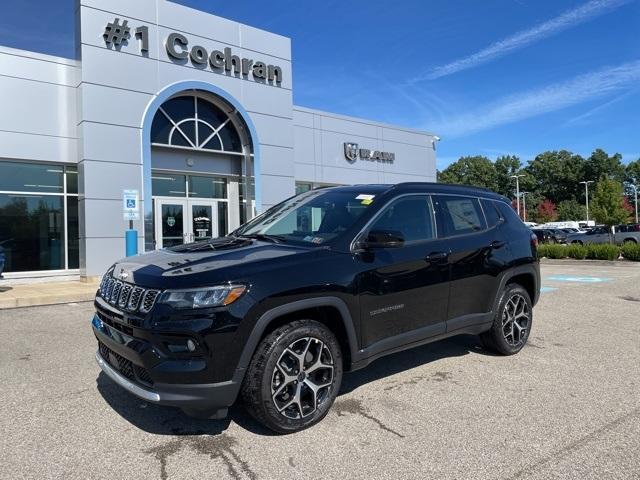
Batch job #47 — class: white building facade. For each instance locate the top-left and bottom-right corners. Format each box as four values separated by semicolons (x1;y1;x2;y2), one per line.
0;0;437;278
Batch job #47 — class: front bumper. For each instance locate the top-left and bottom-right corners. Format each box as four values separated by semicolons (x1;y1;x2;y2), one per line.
95;349;241;413
91;299;244;415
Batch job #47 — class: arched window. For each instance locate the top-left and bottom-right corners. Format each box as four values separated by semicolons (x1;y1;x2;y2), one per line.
151;94;243;153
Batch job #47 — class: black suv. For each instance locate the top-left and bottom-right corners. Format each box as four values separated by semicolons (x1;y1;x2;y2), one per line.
93;183;540;433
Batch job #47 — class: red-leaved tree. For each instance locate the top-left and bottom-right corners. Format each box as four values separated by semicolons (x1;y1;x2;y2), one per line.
536;199;558;223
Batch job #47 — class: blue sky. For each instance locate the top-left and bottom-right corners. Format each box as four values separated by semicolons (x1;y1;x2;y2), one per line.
1;0;638;169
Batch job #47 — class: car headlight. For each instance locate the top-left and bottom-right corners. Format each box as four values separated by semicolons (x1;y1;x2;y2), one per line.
158;284;247;309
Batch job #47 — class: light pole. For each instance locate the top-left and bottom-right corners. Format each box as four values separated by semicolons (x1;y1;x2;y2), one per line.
520;192;529;221
630;184;638;223
510;174;525;218
580;180;594;222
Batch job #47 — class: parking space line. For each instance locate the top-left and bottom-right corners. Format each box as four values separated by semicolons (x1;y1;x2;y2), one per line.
545;275;613;283
540;286;558;293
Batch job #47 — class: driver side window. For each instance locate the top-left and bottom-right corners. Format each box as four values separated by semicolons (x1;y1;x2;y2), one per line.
368;195;436;243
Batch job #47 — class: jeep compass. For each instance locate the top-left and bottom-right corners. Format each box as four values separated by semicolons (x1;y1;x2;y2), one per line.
92;183;540;433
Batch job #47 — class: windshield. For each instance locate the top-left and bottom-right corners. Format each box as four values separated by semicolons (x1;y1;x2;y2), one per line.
234;189;376;245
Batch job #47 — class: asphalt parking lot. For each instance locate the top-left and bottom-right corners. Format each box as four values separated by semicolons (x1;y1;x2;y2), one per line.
1;261;639;480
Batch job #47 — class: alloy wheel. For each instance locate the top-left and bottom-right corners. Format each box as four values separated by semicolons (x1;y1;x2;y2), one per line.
271;337;334;419
501;293;530;347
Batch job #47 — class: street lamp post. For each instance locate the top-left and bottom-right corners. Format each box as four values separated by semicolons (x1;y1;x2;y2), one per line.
510;174;525;219
630;184;639;224
580;180;594;222
520;192;529;221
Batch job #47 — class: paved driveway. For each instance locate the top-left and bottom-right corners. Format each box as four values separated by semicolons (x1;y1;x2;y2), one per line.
1;261;638;480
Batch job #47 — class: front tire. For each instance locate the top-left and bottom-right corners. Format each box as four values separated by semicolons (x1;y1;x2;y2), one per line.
241;320;343;434
481;284;532;355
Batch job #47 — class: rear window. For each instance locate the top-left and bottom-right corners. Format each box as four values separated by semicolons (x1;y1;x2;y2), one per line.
436;196;487;236
495;201;523;224
481;199;502;228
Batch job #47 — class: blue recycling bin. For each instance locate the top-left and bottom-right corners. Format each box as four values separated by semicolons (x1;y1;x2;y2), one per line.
0;246;5;278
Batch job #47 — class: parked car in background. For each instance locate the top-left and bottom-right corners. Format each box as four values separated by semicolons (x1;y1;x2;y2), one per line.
561;228;581;234
532;228;568;244
541;221;582;231
616;223;640;233
567;225;640;245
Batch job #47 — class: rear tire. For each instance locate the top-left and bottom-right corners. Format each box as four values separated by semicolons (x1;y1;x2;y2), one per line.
481;284;532;355
241;320;343;434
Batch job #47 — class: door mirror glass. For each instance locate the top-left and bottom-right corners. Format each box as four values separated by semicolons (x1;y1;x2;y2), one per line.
361;229;405;249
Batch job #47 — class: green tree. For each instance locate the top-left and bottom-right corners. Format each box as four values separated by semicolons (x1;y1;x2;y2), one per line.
557;199;587;221
524;150;586;204
625;158;640;185
590;179;629;226
437;156;498;191
494;155;521;197
585;149;625;183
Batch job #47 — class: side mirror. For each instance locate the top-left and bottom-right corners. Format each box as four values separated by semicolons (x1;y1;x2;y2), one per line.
358;229;405;250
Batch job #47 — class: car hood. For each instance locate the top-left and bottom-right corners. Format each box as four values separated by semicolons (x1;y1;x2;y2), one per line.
109;236;321;289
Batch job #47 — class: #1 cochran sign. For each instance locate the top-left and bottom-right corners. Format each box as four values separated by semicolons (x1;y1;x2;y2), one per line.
123;190;140;220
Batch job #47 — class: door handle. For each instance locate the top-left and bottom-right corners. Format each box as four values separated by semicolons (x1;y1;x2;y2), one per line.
425;251;449;262
490;240;506;249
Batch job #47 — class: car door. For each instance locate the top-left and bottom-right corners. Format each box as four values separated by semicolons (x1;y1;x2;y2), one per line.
586;227;609;243
356;194;451;349
433;195;504;329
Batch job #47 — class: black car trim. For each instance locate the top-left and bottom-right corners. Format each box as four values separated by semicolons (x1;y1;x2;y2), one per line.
493;264;540;308
236;296;360;372
351;321;492;371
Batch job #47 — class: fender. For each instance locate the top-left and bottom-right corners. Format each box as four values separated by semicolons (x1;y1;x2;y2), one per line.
492;263;540;313
234;296;360;374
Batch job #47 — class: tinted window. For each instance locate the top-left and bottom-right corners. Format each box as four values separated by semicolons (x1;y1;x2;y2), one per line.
189;176;227;199
481;199;502;228
495;201;522;224
0;161;64;193
368;196;435;243
436;196;486;236
152;173;186;197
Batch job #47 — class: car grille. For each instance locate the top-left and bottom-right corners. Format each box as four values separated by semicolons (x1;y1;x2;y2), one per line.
98;272;160;314
98;341;153;386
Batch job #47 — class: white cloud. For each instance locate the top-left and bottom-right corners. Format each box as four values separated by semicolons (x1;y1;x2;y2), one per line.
436;59;640;138
411;0;630;82
564;91;633;125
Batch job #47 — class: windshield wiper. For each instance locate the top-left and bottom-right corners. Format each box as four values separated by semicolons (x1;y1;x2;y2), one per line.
236;233;287;243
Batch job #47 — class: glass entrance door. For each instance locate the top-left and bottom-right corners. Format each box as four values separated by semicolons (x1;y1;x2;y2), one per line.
155;199;188;249
154;198;220;248
189;201;219;243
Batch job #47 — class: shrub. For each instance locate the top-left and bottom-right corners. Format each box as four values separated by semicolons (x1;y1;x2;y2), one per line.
585;243;620;261
621;242;640;261
565;244;587;259
537;244;567;259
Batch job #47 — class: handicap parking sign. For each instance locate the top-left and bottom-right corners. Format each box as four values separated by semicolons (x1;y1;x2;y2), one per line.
123;190;140;220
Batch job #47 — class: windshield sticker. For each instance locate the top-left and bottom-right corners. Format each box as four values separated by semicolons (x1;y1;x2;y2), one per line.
311;237;324;244
356;194;375;205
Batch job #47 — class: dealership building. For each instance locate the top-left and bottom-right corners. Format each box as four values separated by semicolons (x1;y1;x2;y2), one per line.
0;0;437;278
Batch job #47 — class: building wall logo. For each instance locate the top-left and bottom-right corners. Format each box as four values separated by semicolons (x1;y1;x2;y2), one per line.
101;17;282;86
103;18;131;47
343;142;395;164
344;143;359;163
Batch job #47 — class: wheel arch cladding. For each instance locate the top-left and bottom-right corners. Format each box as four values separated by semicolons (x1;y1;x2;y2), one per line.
506;273;536;305
237;297;359;373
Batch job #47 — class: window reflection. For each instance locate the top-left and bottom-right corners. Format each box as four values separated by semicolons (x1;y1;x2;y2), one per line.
0;194;64;271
